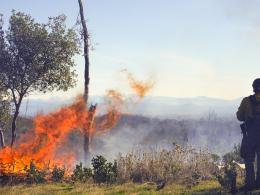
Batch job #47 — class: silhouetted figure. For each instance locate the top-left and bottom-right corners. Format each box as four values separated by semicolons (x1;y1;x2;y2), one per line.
237;78;260;192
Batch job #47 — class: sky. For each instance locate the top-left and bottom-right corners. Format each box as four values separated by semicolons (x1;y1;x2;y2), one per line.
1;0;260;100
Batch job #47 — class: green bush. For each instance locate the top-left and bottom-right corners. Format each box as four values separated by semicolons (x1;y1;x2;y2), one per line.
92;155;117;184
216;162;237;193
51;166;65;182
26;161;46;184
72;162;92;182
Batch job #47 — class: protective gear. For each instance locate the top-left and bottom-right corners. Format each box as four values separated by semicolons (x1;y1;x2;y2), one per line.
237;94;260;189
240;122;249;159
253;78;260;93
237;95;260;122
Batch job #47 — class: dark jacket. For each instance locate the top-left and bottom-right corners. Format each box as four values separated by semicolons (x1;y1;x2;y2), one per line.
237;94;260;122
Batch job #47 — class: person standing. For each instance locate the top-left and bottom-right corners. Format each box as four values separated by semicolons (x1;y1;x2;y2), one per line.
237;78;260;191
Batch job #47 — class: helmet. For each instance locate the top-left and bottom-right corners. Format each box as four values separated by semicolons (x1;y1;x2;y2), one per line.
253;78;260;93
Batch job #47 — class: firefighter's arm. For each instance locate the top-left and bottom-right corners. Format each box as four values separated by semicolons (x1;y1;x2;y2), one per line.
236;98;247;121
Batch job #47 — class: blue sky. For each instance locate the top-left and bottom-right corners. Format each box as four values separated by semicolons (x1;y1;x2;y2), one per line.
1;0;260;100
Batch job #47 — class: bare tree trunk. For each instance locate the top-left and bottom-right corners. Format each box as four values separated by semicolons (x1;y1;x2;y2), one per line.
78;0;91;164
0;129;5;148
11;104;20;147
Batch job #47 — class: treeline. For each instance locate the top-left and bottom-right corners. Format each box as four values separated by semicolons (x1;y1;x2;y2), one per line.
92;114;241;157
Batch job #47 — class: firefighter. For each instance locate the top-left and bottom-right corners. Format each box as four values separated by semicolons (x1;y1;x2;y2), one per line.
237;78;260;191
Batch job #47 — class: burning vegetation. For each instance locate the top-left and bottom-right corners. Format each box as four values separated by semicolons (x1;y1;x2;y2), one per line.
0;73;153;178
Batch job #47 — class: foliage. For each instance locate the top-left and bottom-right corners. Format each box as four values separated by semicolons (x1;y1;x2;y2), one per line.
223;144;243;164
0;10;80;95
0;10;80;145
216;162;237;193
26;161;46;184
71;162;92;182
117;144;216;184
51;166;65;182
92;155;118;184
0;88;11;131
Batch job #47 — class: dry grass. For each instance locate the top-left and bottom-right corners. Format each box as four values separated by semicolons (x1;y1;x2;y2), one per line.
0;180;221;195
117;144;217;185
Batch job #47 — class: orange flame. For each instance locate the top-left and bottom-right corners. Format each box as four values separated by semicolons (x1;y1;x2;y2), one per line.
0;71;154;175
122;69;154;98
0;97;88;174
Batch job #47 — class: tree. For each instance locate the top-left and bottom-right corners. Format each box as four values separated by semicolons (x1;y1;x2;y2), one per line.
0;87;11;148
0;11;80;146
78;0;96;164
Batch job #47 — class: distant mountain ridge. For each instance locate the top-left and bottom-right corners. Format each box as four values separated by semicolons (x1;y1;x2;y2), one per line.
20;96;242;118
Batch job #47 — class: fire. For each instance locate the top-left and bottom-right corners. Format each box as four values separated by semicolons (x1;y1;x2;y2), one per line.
0;97;87;174
0;71;153;175
122;69;154;98
95;90;124;135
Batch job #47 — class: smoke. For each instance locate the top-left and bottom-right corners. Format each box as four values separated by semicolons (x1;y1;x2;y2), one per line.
0;70;154;174
90;114;241;161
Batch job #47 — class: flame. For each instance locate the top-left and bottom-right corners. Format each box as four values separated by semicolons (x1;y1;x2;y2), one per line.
122;69;154;98
95;90;123;135
0;70;154;175
0;97;88;174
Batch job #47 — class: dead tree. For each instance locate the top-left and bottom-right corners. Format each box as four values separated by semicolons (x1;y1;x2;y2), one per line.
84;104;97;161
0;128;5;148
78;0;94;163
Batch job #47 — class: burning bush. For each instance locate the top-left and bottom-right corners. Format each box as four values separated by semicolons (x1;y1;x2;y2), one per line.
26;161;47;184
51;166;65;182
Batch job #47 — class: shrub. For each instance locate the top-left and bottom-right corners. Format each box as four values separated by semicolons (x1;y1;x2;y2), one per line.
216;162;237;193
26;161;46;184
117;144;216;184
71;162;92;182
0;173;25;185
92;155;117;184
51;166;65;182
183;168;201;188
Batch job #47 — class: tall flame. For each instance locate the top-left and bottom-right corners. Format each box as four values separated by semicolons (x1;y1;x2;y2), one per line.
0;97;87;174
0;71;153;175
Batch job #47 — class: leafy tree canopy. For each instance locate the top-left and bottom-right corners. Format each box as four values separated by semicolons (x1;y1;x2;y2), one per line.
0;10;80;102
0;10;80;146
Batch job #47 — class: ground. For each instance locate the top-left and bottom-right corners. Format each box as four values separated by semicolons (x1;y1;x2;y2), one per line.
0;180;236;195
2;180;260;195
